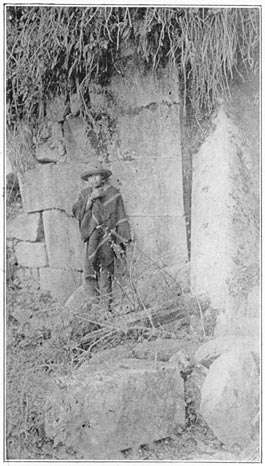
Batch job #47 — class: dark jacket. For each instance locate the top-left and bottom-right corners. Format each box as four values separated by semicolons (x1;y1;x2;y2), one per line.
72;184;131;271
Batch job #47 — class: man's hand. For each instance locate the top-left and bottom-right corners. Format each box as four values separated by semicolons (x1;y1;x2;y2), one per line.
85;197;93;210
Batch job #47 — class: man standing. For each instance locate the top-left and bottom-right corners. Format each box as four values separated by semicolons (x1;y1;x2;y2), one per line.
72;162;131;311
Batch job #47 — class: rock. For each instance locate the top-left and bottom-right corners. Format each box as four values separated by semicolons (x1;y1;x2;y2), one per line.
114;104;181;160
63;117;96;162
13;267;40;290
70;93;82;116
14;241;48;268
111;158;184;216
200;350;259;449
36;122;66;162
195;336;260;369
43;210;82;270
64;284;95;313
109;65;180;110
7;212;43;242
247;285;260;318
132;338;200;362
45;358;185;459
18;163;86;215
184;363;208;425
46;96;65;122
39;267;82;304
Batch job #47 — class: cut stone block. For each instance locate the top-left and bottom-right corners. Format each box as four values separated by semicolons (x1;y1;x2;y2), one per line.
39;267;82;304
115;104;181;160
63;117;97;162
7;212;43;241
129;215;187;268
43;210;82;270
110;65;180;109
14;241;48;268
45;358;185;459
200;350;260;449
111;158;184;216
18;163;87;215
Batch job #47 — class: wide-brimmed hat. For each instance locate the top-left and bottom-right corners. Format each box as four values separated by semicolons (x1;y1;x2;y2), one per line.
81;162;112;181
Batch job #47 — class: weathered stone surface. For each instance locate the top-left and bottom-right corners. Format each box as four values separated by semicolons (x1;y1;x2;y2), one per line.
111;158;184;216
43;210;82;270
36;122;66;162
13;267;40;290
200;350;260;449
191;107;259;316
129;215;187;268
114;105;181;160
36;141;65;163
45;358;185;459
14;241;48;268
18;163;87;214
64;284;94;313
46;96;65;122
39;267;82;304
63;117;97;162
216;317;260;340
131;338;200;362
247;285;260;318
110;65;180;109
7;212;42;241
195;336;260;369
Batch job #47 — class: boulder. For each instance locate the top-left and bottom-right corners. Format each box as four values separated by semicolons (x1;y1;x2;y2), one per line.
39;267;82;304
43;210;82;270
131;338;200;362
45;358;185;459
7;212;43;242
14;241;48;268
200;350;260;449
195;336;260;369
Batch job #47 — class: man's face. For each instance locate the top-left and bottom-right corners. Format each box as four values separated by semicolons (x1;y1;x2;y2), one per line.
89;174;104;188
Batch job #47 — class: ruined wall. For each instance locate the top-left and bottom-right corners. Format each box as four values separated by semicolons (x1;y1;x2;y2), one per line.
190;73;260;337
8;65;188;304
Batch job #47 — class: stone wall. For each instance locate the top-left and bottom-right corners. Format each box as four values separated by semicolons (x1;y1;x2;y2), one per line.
8;65;188;304
190;73;260;337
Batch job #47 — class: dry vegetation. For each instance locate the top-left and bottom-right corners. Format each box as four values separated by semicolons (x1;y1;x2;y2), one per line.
7;6;259;127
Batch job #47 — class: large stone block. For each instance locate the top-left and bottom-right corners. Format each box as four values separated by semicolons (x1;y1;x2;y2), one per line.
129;215;188;268
200;350;260;449
39;267;82;304
63;117;97;162
110;65;180;109
111;158;184;216
18;163;87;214
114;104;181;159
45;359;185;459
14;241;48;268
7;212;42;241
195;336;260;369
43;210;82;270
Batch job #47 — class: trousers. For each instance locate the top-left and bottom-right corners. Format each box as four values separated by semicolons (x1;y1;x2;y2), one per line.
83;242;114;310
